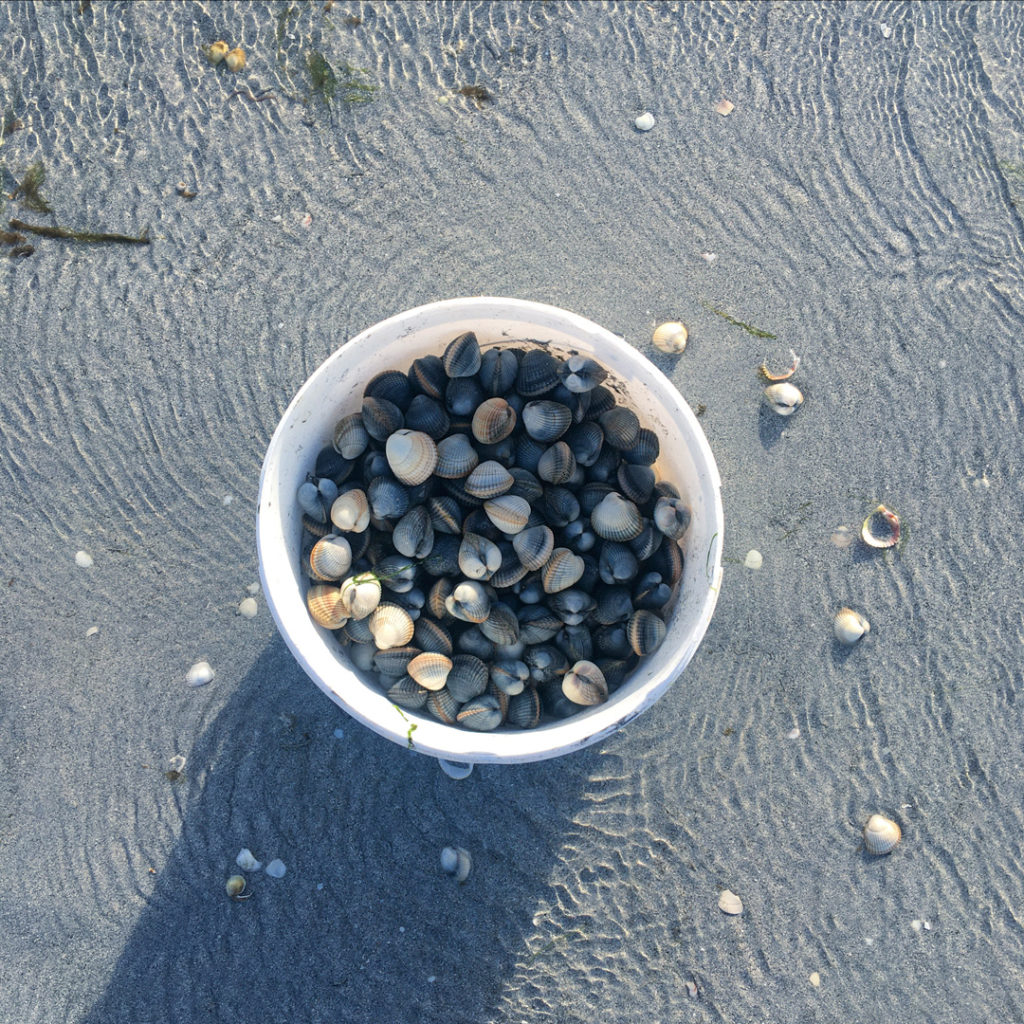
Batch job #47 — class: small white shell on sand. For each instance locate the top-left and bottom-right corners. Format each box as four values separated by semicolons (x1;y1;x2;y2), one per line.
764;381;804;416
652;321;688;354
863;814;901;855
701;251;718;263
833;607;870;645
786;727;801;740
246;582;261;596
440;846;472;883
75;550;94;568
744;549;763;570
685;980;698;998
718;889;743;915
809;971;821;987
635;111;655;131
715;98;734;116
85;626;99;638
880;23;892;38
186;661;215;687
830;525;856;548
265;858;287;878
236;848;262;871
237;597;258;619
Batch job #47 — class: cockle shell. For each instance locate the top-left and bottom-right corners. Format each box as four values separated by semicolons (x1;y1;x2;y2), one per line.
833;607;870;645
479;348;520;395
331;489;371;533
205;40;230;64
465;460;514;499
559;355;607;393
472;397;517;445
225;875;247;898
368;603;415;650
307;584;348;629
426;687;460;724
537;441;577;485
561;660;608;706
763;382;803;416
407;652;453;691
652;321;688;354
440;845;472;882
478;602;521;646
362;396;404;441
339;573;383;620
456;694;503;731
861;505;900;549
542;548;585;594
442;331;482;377
333;413;370;459
458;533;502;580
368;476;411;520
627;610;667;656
599;407;641;450
513;525;555;572
224;47;246;72
653;496;691;540
388;675;429;709
410;354;446;398
718;889;743;915
386;429;438;486
516;350;561;396
365;369;412;409
309;534;353;581
392;506;434;559
863;814;901;855
445;580;491;623
446;654;489;702
483;494;531;534
507;687;542;728
591;492;644;542
522;400;572;443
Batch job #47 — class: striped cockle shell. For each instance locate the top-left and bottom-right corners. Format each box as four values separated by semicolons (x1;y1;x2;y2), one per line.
331;489;371;533
339;573;383;620
537;441;577;485
441;331;482;378
387;675;429;709
434;433;479;479
591;492;644;542
513;525;554;572
403;394;450;440
541;548;585;594
309;534;353;581
472;397;517;445
537;486;579;529
559;355;607;393
407;652;453;691
617;463;655;505
483;494;531;535
479;347;520;395
652;321;688;354
386;429;438;486
490;659;529;695
392;506;434;559
464;460;514;499
507;686;542;728
446;654;489;703
547;588;596;625
763;382;803;416
478;602;521;646
456;694;503;731
306;584;348;629
653;496;691;540
413;616;453;655
409;354;446;399
522;400;572;443
516;605;562;644
516;349;561;396
427;495;463;535
834;607;870;645
622;427;660;466
599;542;639;587
561;660;608;706
332;412;369;460
426;687;460;724
364;369;412;410
361;396;404;441
863;814;901;855
445;580;491;623
627;609;667;656
599;407;641;450
297;480;328;522
373;646;420;676
368;603;415;650
368;476;411;521
342;616;374;645
458;533;503;580
426;578;454;619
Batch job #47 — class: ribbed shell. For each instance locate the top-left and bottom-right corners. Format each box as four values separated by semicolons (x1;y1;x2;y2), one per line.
627;610;667;656
542;548;586;594
427;495;463;534
373;646;420;676
561;660;608;706
442;331;482;377
426;687;460;724
483;495;531;535
622;428;660;466
478;348;520;395
522;400;573;443
367;476;411;521
386;429;439;486
591;492;644;541
306;584;347;629
471;397;517;445
339;573;383;620
403;394;451;440
392;506;434;559
517;605;562;644
458;533;503;580
445;580;491;623
478;602;521;646
559;355;607;393
465;460;514;499
332;413;370;460
446;654;489;703
309;534;353;581
407;652;453;691
653;496;691;540
434;434;479;479
456;694;503;731
387;675;429;709
516;349;561;396
409;354;446;399
537;441;577;485
362;396;404;441
617;463;655;505
490;659;529;695
414;616;454;655
368;603;416;650
599;407;641;449
513;525;555;572
863;814;901;855
330;489;371;533
507;687;542;728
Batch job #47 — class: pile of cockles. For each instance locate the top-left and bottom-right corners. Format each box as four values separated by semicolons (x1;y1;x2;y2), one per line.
296;331;691;732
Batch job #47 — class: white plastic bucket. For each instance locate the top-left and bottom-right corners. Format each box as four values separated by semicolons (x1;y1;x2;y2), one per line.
257;298;724;764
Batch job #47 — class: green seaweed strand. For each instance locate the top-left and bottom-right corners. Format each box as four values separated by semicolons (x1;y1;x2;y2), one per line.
700;300;777;339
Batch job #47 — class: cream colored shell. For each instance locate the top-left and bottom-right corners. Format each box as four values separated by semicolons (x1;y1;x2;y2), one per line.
652;321;688;354
833;607;870;645
718;889;743;915
863;814;901;855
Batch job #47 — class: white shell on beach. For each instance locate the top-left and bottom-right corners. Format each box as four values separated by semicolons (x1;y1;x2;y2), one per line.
237;597;258;619
75;550;94;568
265;858;287;878
85;626;99;638
236;848;262;871
744;549;763;570
861;505;900;549
186;661;215;687
833;607;869;645
635;111;655;131
863;814;901;855
715;98;735;116
652;321;688;354
718;889;743;915
763;382;803;416
440;846;472;883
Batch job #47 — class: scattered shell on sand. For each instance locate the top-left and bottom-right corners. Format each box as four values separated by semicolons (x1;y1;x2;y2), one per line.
75;550;94;568
786;726;801;740
833;607;870;645
236;848;262;871
265;858;287;878
830;525;856;548
861;505;900;548
246;582;261;596
863;814;901;855
186;661;215;687
440;845;472;883
809;971;821;988
225;875;247;898
685;980;698;998
880;23;892;38
85;626;99;638
635;111;655;131
225;47;246;73
718;889;743;915
205;40;229;65
759;348;800;382
715;98;735;116
763;381;803;416
237;597;258;619
652;321;688;354
744;549;763;570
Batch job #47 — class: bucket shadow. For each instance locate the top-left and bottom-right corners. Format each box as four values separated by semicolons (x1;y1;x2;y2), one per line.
81;637;591;1024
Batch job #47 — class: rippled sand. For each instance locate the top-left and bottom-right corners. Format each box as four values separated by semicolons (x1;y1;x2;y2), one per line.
2;2;1023;1021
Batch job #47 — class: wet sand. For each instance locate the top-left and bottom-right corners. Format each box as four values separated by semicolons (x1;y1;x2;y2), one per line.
2;2;1024;1021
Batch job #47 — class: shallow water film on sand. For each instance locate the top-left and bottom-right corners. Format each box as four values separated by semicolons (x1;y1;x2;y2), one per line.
2;2;1024;1022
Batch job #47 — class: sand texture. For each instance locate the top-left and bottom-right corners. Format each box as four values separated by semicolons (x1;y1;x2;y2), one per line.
2;2;1023;1021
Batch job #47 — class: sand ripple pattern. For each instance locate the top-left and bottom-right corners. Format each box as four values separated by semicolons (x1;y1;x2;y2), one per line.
1;2;1024;1022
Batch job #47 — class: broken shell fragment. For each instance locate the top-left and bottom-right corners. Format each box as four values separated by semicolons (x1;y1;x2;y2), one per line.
440;845;472;883
763;382;803;416
861;505;900;549
863;814;901;855
265;858;287;878
833;607;870;645
714;98;735;116
652;321;688;354
236;848;262;871
718;889;743;915
759;348;801;381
